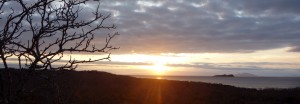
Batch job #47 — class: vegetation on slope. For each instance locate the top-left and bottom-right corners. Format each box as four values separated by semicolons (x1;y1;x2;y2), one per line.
1;69;299;104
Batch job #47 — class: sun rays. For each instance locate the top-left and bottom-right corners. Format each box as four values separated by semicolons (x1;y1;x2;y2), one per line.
151;62;170;75
140;61;171;75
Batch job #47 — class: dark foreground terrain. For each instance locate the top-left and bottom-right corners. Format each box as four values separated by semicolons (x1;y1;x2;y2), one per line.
0;69;299;104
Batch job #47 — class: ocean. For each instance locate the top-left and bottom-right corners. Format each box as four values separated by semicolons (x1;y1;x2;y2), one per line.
133;75;300;89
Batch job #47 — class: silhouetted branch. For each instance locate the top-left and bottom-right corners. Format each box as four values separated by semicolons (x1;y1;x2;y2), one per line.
1;0;118;70
0;1;119;102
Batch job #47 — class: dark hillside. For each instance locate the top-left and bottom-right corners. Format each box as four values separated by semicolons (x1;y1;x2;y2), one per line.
1;69;299;104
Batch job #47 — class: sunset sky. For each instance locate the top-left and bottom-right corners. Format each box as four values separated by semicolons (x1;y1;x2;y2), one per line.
74;0;300;76
2;0;300;76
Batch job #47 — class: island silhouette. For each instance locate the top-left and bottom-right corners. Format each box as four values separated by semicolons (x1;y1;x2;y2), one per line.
213;74;235;77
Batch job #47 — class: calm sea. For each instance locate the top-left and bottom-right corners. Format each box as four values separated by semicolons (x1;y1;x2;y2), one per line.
133;76;300;89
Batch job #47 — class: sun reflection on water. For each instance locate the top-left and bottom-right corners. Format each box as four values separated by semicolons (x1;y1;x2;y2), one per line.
156;77;162;79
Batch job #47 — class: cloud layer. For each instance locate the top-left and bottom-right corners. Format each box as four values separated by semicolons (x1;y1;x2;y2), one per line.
1;0;300;53
99;0;300;53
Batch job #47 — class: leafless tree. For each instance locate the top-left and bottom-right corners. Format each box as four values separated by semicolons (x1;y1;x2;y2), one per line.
0;0;118;103
1;0;118;70
0;0;18;70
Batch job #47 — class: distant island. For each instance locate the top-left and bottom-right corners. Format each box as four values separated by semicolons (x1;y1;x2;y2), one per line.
213;74;235;77
234;73;258;77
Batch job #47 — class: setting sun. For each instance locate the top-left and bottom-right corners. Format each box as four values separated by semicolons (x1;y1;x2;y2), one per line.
140;62;171;75
152;62;170;75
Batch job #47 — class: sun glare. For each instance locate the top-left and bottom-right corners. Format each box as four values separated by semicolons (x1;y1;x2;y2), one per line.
139;61;171;75
152;62;170;74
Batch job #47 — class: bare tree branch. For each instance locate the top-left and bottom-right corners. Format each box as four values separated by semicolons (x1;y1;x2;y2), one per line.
1;0;119;70
0;1;119;103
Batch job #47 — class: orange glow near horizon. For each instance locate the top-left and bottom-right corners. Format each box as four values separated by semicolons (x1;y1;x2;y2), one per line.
5;47;299;76
152;62;171;75
62;47;300;65
140;61;171;75
39;47;300;76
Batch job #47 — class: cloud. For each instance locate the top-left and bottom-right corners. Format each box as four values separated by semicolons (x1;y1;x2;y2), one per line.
1;0;300;53
289;47;300;52
88;61;300;76
98;0;300;53
228;0;300;15
90;61;300;73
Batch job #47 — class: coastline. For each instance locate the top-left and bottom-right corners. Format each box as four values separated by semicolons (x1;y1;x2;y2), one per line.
1;70;299;104
133;75;300;89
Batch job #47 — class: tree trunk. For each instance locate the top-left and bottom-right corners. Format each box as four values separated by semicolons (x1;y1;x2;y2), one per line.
0;49;8;69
